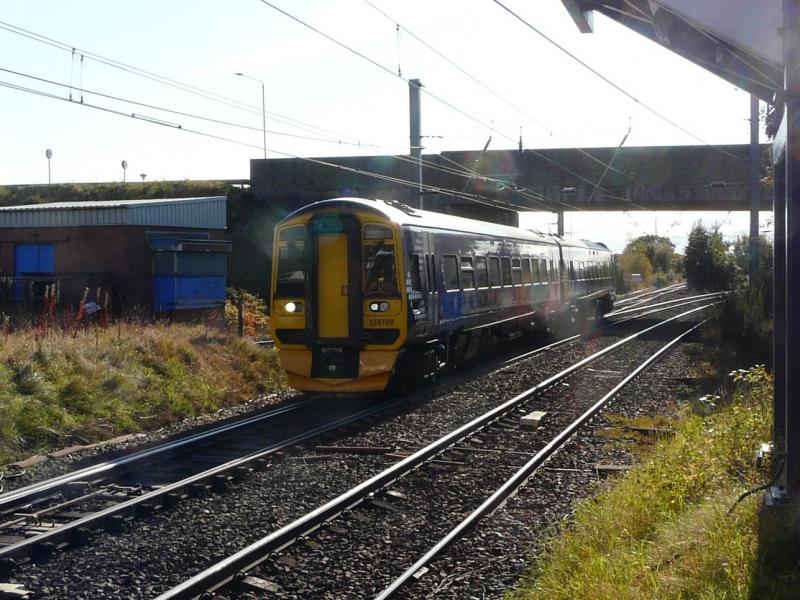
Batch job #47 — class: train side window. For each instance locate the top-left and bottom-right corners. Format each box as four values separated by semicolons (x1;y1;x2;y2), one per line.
569;261;575;280
461;256;475;289
500;257;512;286
531;259;540;283
540;259;548;284
431;255;438;290
443;255;460;291
409;254;423;292
475;256;489;288
488;257;501;287
511;257;522;285
550;260;557;281
521;258;532;284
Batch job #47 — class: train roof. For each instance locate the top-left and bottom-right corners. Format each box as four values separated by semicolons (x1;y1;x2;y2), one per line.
282;197;611;252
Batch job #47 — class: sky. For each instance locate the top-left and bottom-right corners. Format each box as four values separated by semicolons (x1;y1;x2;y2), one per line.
0;0;772;252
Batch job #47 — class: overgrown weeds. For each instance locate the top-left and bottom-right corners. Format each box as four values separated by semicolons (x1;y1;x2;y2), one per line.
0;321;286;466
509;366;800;600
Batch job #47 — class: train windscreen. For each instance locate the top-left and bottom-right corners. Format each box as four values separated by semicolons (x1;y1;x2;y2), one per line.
275;226;306;298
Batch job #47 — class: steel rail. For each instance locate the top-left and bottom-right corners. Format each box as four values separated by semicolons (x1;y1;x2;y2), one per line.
0;399;397;567
375;317;709;599
605;291;725;319
0;329;585;570
154;303;714;600
613;282;684;306
615;283;688;310
0;397;313;512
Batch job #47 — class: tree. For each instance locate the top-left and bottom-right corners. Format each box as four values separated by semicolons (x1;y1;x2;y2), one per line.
684;222;736;291
731;234;774;283
617;249;654;290
623;235;675;275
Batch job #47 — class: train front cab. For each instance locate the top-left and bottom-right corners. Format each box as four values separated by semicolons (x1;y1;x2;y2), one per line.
270;208;407;393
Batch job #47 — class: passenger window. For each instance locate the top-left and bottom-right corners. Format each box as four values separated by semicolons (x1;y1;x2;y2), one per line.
489;257;501;287
409;254;423;292
531;259;540;283
431;255;437;290
461;256;475;289
569;261;575;280
550;260;557;281
511;257;522;285
443;255;460;291
501;258;512;286
475;256;489;288
521;258;532;284
540;259;548;284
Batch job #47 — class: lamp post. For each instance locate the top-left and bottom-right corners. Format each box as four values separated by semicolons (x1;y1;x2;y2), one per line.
121;160;128;183
234;72;266;160
45;148;53;184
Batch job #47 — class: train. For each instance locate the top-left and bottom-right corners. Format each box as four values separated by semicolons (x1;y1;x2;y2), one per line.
269;197;614;393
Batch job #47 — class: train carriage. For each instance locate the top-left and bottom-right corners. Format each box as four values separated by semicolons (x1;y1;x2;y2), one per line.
270;197;614;393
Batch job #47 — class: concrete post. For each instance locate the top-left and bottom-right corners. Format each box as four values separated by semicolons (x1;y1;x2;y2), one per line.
409;79;422;209
557;211;565;237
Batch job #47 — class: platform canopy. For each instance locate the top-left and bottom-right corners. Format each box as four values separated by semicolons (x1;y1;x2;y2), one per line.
562;0;782;103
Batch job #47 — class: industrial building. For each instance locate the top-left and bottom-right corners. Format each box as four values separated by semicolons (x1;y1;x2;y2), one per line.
0;196;231;316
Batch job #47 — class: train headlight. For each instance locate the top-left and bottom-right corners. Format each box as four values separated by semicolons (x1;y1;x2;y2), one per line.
369;302;391;312
285;301;302;313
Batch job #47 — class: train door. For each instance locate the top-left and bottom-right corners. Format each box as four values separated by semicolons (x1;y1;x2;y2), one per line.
407;231;430;338
306;214;361;378
423;231;440;332
316;233;349;338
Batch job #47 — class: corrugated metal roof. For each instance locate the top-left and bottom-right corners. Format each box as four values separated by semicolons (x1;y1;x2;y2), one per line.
0;196;226;229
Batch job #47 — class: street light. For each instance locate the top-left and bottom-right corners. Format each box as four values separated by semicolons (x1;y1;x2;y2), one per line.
234;72;266;160
45;148;53;184
121;160;128;182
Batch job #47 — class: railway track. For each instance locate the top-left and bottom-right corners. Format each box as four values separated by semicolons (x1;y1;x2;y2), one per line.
0;290;717;591
153;303;714;600
0;395;397;573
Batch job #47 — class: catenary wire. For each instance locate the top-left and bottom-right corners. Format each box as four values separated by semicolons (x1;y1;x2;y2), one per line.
492;0;743;161
0;20;400;147
255;0;615;212
0;78;553;215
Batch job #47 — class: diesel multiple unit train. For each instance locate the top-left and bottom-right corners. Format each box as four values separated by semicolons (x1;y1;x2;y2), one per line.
270;197;614;393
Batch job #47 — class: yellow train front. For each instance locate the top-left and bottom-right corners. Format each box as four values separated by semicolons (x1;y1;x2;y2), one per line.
270;198;408;393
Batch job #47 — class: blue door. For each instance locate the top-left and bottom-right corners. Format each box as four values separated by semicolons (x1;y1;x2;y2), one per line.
14;243;54;299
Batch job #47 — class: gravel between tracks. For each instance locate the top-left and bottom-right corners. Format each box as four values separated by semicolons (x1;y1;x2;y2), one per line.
6;309;711;599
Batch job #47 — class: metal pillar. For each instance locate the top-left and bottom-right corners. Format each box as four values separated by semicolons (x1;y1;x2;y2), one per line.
409;78;423;209
773;152;786;475
556;211;565;237
776;0;800;499
750;95;760;284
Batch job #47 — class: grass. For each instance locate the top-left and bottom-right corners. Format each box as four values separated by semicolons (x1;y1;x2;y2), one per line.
508;366;800;600
0;321;287;466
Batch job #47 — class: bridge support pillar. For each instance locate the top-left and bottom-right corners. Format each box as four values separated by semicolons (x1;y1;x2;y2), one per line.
557;211;565;237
